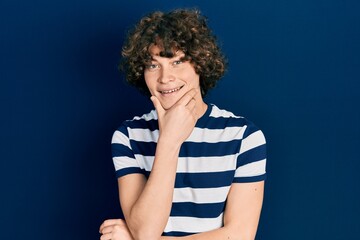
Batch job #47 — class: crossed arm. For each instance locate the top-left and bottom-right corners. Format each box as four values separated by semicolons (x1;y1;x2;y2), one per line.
189;181;264;240
99;89;265;240
100;179;264;240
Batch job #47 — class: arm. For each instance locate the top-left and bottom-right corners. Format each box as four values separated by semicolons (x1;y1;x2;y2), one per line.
161;181;265;240
100;180;264;240
103;89;199;240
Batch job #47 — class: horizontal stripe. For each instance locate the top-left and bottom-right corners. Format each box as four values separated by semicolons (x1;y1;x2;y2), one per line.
112;129;130;147
174;170;235;188
170;202;225;218
177;155;237;173
135;155;154;171
197;115;248;129
121;105;256;132
132;110;157;121
130;141;156;156
128;127;246;144
209;105;241;118
233;173;266;183
124;118;159;131
115;167;145;178
111;143;135;158
242;121;262;138
122;105;254;131
131;171;235;188
164;213;223;233
181;141;240;157
239;130;266;154
115;165;266;184
237;144;266;167
130;140;241;157
235;159;266;178
114;170;237;186
138;155;237;173
162;231;195;237
113;156;140;171
186;127;246;143
129;129;159;142
172;186;230;203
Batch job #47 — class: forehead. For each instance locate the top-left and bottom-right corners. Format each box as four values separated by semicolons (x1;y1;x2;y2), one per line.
148;45;162;56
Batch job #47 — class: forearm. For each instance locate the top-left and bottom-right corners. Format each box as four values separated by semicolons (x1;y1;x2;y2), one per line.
124;91;200;240
162;182;264;240
126;138;181;240
160;226;254;240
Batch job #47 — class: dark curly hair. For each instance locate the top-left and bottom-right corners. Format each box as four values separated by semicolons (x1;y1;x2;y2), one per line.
120;9;227;97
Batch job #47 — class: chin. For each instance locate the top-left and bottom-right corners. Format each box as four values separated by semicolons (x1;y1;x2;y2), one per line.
160;102;175;110
156;96;181;110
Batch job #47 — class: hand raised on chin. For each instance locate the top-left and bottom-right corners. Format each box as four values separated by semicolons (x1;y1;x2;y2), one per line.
151;88;199;148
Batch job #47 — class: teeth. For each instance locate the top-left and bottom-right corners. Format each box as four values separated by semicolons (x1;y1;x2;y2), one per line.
161;87;181;94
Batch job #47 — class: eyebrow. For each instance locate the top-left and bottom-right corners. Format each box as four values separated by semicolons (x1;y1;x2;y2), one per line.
149;56;159;61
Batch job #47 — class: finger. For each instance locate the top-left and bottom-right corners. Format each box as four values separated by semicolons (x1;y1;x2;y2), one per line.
150;96;165;116
99;219;123;233
177;88;198;106
187;98;198;120
100;225;114;234
186;98;196;110
100;232;111;240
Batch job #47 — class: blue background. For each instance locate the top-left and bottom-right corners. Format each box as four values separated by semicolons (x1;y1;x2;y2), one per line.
1;0;359;239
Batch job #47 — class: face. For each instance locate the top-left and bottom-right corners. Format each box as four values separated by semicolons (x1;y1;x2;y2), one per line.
144;45;202;110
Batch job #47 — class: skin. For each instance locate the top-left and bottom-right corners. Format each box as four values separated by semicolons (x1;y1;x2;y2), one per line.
144;45;207;114
99;46;265;240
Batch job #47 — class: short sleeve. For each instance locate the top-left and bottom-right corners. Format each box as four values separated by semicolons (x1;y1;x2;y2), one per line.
233;121;267;183
112;124;145;178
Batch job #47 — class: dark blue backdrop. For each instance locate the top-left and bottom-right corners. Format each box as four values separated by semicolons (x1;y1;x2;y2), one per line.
1;0;359;239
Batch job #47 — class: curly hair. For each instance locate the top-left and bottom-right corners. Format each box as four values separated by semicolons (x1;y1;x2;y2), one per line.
120;9;227;97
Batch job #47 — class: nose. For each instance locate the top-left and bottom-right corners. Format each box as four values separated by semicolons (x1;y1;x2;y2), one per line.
158;66;175;84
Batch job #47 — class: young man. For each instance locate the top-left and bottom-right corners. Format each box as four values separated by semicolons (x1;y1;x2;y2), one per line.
100;9;267;240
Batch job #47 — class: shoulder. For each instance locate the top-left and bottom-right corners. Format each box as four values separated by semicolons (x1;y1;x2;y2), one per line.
208;104;257;127
208;104;242;119
112;109;158;143
208;104;265;140
120;109;157;129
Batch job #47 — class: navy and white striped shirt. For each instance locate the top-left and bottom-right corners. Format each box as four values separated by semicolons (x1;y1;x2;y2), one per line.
112;104;266;236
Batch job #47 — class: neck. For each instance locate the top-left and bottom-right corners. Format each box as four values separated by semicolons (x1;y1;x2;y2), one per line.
196;99;208;119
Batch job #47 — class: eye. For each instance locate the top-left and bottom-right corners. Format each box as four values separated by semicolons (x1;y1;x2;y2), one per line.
173;60;183;65
145;63;159;71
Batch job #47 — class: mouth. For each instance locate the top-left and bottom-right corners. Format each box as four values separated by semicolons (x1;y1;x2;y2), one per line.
159;85;184;94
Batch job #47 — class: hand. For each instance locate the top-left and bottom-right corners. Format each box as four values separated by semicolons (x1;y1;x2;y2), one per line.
151;88;199;147
99;219;133;240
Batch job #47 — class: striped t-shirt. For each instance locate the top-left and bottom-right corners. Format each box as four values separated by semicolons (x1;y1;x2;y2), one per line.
112;103;267;237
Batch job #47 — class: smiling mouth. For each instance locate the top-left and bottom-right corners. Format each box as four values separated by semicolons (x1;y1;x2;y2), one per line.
159;86;184;94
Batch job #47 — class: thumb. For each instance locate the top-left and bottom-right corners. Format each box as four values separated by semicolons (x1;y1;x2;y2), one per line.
150;96;165;116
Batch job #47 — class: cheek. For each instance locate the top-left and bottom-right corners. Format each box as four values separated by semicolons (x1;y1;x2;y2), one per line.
185;73;200;87
179;67;200;86
144;73;155;89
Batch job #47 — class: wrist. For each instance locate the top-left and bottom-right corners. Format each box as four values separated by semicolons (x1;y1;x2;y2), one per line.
157;135;182;152
154;137;182;163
